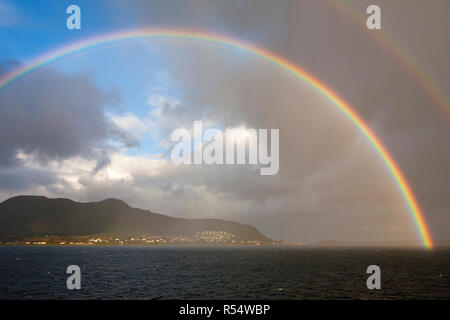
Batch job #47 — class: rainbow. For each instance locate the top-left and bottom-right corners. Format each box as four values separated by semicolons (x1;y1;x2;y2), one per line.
0;28;434;248
328;0;450;120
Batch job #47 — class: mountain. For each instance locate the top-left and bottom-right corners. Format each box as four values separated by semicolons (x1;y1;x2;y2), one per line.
0;195;270;242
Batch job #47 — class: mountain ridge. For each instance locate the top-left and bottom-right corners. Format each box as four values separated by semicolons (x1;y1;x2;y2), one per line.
0;195;270;243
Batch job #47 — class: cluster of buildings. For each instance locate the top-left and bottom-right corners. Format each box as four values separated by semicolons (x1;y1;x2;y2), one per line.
0;230;266;246
194;230;236;243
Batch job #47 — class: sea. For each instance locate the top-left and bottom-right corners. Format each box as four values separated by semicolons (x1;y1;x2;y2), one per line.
0;246;448;299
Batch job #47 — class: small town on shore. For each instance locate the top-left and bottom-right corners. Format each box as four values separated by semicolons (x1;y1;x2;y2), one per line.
0;230;296;246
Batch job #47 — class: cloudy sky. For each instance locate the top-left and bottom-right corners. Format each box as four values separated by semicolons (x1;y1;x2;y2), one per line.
0;0;448;243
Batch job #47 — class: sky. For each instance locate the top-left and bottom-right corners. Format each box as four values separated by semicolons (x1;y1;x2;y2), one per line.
0;0;449;243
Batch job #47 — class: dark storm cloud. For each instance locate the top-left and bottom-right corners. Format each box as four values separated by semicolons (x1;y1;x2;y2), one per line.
0;167;57;191
0;60;138;190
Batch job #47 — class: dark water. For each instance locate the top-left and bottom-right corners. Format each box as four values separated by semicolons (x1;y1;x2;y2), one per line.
0;246;448;299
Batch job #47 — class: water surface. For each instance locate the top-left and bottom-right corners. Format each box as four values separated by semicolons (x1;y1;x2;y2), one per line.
0;246;448;299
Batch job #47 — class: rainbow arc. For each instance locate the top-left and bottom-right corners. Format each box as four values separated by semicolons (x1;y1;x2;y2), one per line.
0;28;434;249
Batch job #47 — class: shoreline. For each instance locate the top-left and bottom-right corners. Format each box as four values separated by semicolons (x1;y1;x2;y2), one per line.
0;243;444;249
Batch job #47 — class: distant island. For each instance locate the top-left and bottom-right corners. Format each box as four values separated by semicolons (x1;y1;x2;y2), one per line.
1;195;437;248
0;195;277;246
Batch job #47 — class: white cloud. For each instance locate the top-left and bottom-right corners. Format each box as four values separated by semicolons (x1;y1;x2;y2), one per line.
110;113;147;137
